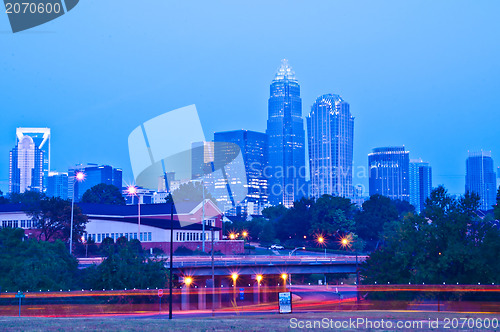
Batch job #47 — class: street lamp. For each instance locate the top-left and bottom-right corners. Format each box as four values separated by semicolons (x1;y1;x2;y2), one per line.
338;234;360;303
127;185;141;241
184;276;193;287
315;235;327;258
281;273;289;291
191;179;207;252
289;247;306;257
70;171;85;255
231;273;238;302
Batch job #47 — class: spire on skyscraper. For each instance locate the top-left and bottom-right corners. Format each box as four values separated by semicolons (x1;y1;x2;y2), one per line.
273;59;297;82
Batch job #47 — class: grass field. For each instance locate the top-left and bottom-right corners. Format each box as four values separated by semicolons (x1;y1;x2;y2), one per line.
1;311;499;331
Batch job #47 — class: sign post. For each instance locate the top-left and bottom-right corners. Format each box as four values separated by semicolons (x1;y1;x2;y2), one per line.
158;289;164;313
15;291;25;317
278;292;292;314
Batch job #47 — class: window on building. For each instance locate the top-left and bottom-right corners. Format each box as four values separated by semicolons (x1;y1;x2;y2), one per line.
21;220;26;228
176;232;179;241
148;232;152;241
98;234;101;242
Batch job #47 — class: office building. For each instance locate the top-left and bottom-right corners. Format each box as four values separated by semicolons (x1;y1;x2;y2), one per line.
409;159;432;212
368;147;410;201
47;172;69;199
307;94;354;198
9;134;44;193
214;130;268;215
465;151;496;211
69;164;123;201
15;128;51;190
266;59;306;207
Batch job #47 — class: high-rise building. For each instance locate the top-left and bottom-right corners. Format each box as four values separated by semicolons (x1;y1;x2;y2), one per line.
214;130;268;215
368;147;410;201
15;128;50;190
9;135;44;193
307;94;354;198
69;164;123;201
409;159;432;212
266;59;306;207
47;172;69;199
465;151;496;211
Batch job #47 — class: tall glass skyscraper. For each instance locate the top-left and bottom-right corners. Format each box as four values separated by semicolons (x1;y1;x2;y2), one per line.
214;130;268;215
409;159;432;212
69;164;123;201
15;128;50;190
465;151;496;210
47;172;69;199
266;59;306;207
307;94;354;198
368;147;410;201
9;135;44;193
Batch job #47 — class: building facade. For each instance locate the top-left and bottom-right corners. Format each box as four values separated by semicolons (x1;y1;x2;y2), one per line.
465;151;496;211
307;94;354;198
409;159;432;212
9;135;44;193
0;200;244;255
15;128;51;191
47;172;69;199
266;59;306;207
69;164;123;201
214;130;268;215
368;147;410;201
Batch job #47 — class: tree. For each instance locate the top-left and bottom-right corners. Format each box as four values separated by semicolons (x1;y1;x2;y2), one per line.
85;237;167;290
355;194;399;243
0;228;79;291
276;197;314;242
171;182;215;206
362;186;500;285
81;184;125;205
494;186;500;221
309;195;356;237
27;196;88;243
0;190;8;204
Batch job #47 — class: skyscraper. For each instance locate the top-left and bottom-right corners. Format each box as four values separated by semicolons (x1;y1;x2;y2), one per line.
47;172;69;199
409;159;432;212
214;130;268;215
368;147;410;201
9;135;44;193
15;128;50;189
465;151;496;211
69;164;123;201
266;59;306;207
307;94;354;198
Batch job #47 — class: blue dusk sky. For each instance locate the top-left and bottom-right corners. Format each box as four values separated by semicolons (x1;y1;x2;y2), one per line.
1;0;499;196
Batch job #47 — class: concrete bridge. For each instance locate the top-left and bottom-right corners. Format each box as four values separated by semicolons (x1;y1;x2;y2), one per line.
170;255;365;277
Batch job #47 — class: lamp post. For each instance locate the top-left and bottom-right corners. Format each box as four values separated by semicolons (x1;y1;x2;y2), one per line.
316;235;326;258
70;171;84;255
289;247;305;257
339;234;360;303
127;185;141;241
231;273;238;302
169;198;174;320
256;275;263;304
281;273;288;291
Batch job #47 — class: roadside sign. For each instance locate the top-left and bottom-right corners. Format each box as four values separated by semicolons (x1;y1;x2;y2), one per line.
239;288;244;300
15;291;25;298
279;292;292;314
158;289;163;297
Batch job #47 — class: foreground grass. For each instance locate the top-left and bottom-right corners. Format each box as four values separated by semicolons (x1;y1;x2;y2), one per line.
0;311;499;331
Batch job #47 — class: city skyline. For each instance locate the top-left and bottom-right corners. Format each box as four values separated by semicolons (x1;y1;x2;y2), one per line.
1;1;500;197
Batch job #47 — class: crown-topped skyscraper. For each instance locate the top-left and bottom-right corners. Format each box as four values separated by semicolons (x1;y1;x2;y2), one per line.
266;59;306;207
